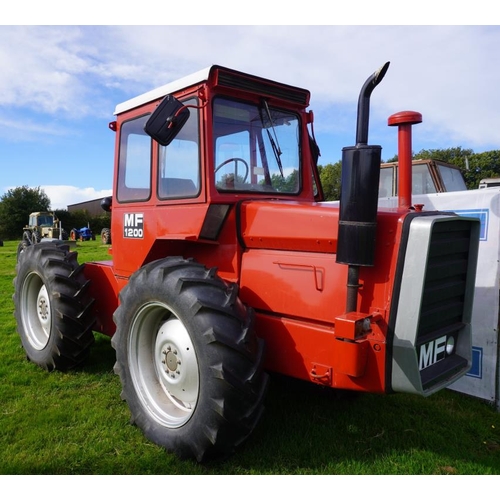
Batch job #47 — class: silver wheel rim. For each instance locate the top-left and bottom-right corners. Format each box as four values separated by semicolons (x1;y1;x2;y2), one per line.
21;273;51;350
128;302;199;428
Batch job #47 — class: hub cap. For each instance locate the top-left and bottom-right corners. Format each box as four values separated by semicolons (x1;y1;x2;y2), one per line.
21;273;51;350
128;302;199;428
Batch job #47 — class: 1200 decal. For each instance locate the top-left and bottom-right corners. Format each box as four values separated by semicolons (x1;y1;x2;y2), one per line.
124;213;144;238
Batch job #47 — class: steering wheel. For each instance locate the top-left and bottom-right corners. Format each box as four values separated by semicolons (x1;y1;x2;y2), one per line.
215;158;249;183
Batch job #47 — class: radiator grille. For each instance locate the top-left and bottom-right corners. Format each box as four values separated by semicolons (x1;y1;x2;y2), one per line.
389;213;479;395
418;219;472;341
417;219;475;388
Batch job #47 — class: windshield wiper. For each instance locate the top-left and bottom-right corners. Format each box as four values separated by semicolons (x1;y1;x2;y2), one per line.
260;99;284;177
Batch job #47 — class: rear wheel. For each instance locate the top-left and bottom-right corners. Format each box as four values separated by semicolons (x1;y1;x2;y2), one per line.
112;257;268;462
70;229;78;241
101;228;111;245
13;241;95;371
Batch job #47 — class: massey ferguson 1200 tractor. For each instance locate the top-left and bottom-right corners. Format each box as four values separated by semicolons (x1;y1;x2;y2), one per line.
13;62;480;461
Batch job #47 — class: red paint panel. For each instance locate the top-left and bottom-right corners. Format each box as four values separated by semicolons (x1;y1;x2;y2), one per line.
254;313;387;393
84;261;120;336
240;249;347;323
240;200;339;253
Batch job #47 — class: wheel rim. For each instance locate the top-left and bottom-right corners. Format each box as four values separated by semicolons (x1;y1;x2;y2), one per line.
20;272;51;350
128;302;199;428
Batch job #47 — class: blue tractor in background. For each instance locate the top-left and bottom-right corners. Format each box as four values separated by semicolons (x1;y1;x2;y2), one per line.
70;226;95;241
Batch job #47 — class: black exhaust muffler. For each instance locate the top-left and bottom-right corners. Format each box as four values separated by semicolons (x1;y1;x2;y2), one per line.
336;62;390;312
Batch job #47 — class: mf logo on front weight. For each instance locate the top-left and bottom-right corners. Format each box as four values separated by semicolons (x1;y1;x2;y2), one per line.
124;213;144;238
419;335;447;370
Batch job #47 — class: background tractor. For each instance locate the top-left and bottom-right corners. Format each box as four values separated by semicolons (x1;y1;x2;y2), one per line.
18;211;68;260
13;63;480;462
69;226;95;241
22;211;68;244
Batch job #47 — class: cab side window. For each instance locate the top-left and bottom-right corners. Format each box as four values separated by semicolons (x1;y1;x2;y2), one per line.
117;114;152;202
158;98;200;199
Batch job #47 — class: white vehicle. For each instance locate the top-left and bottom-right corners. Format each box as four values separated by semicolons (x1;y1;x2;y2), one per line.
378;160;500;410
479;178;500;189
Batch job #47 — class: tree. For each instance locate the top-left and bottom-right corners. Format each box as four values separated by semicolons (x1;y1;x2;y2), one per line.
318;161;342;201
270;169;299;193
0;186;50;240
461;150;500;189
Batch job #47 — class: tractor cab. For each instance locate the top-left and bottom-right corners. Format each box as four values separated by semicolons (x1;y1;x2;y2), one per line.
108;66;321;279
29;212;54;227
379;159;467;197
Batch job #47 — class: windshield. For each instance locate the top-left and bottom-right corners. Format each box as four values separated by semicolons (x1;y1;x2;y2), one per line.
437;163;467;191
37;215;53;227
213;97;300;194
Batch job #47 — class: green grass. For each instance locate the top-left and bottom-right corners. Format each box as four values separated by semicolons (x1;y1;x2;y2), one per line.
1;239;499;474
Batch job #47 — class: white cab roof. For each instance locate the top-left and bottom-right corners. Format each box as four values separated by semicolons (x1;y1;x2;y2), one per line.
114;67;212;115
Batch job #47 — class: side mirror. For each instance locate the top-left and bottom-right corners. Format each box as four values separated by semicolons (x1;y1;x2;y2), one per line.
101;196;112;212
144;95;190;146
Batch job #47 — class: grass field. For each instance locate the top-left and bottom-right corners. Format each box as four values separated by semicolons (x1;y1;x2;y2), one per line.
1;239;499;475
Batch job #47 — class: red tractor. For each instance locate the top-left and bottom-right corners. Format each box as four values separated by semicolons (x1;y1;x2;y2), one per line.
13;62;480;462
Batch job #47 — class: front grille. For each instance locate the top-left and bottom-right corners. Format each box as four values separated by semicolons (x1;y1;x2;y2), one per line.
417;219;476;388
389;213;479;395
419;219;473;339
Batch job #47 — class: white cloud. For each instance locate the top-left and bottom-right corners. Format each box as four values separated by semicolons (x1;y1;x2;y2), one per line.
0;24;499;193
41;185;112;210
131;25;494;153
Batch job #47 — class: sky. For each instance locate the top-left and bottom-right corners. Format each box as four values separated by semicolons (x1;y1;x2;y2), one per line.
1;10;499;209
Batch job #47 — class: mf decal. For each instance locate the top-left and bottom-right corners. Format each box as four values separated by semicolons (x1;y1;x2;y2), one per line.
419;335;447;370
124;213;144;239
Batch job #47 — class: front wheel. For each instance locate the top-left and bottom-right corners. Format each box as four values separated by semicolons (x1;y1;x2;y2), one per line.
22;230;32;243
31;229;41;244
16;240;30;261
13;241;95;371
112;257;268;462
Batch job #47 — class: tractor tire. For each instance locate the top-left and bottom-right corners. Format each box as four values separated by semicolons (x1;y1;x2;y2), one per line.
31;229;42;244
112;257;269;462
13;241;95;371
61;229;69;241
16;240;30;261
22;231;32;243
101;228;111;245
70;229;78;241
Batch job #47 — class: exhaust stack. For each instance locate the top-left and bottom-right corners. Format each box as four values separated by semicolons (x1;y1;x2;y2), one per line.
388;110;423;210
336;62;390;312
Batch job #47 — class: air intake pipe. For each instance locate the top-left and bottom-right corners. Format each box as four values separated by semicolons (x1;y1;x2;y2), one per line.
336;61;390;313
